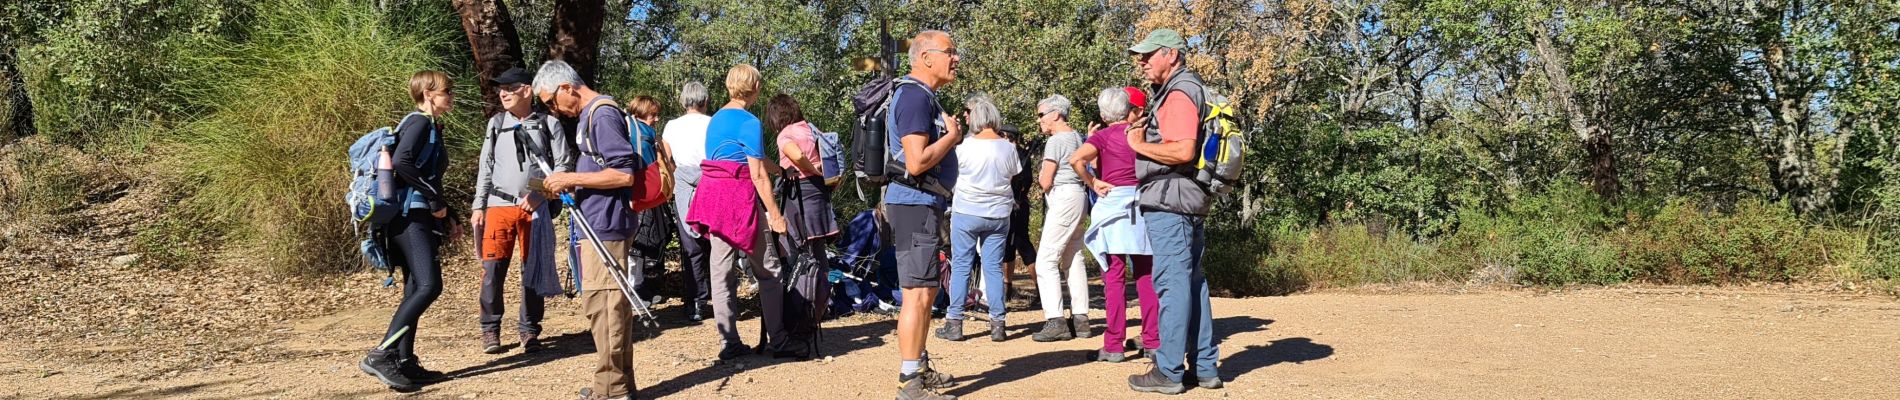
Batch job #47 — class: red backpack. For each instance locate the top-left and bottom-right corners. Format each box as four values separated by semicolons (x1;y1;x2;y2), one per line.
578;99;674;211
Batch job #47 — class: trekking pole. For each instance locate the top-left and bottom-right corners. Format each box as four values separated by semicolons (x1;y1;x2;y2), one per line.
513;126;658;327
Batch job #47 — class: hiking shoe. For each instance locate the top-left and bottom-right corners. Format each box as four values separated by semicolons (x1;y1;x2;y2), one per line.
519;332;541;353
1032;317;1073;342
716;342;751;360
934;319;965;342
896;372;958;400
359;349;418;392
1196;375;1225;389
481;331;504;354
1071;314;1094;339
1092;350;1127;363
914;356;957;389
398;358;448;384
1127;367;1186;395
989;321;1006;342
577;387;629;400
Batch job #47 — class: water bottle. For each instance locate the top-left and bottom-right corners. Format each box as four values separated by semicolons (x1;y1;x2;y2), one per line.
376;148;396;200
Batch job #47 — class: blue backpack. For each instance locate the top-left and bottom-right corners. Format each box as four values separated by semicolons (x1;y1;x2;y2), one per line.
346;112;431;271
813;123;844;186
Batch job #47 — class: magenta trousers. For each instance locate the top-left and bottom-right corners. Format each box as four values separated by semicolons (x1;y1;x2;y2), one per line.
1103;253;1159;353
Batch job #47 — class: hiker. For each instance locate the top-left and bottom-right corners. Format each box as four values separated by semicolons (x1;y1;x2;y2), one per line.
360;70;459;392
1072;87;1158;363
533;60;643;400
936;94;1019;343
766;93;839;359
1031;94;1094;342
993;123;1037;310
469;66;572;356
662;82;715;322
684;64;790;361
886;30;963;400
1125;29;1224;394
623;95;675;311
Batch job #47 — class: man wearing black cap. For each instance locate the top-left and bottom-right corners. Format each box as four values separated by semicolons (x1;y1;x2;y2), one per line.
1124;28;1225;394
470;66;575;355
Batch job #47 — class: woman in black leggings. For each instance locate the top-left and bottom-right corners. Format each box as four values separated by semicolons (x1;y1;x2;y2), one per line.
360;71;459;392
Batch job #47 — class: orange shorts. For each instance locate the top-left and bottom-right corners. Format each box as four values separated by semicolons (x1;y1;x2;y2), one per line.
479;206;535;261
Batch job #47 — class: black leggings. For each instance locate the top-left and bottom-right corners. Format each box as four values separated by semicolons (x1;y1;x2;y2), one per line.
381;211;443;361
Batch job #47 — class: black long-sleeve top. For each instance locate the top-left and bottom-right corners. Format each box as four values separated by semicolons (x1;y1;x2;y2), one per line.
391;112;447;213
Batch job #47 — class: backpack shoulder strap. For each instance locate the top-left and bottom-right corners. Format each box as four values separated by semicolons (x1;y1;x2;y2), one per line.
577;98;624;164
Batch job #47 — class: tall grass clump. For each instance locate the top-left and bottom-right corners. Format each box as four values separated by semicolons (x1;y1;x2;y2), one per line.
170;0;454;275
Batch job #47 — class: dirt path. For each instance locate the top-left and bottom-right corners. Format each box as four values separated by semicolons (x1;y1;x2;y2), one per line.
4;287;1898;399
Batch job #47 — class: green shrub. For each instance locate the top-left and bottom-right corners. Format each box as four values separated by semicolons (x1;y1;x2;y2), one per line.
169;0;461;276
1617;200;1858;284
12;0;244;147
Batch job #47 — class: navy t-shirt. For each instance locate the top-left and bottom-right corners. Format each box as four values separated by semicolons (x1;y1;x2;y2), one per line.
885;76;956;208
575;97;638;241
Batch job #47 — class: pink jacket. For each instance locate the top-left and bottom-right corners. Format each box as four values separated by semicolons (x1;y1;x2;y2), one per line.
686;160;761;253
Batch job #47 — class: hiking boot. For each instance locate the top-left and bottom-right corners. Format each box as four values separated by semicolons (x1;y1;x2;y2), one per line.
916;357;957;389
716;342;751;361
896;372;958;400
1092;350;1127;363
1071;314;1094;339
577;387;629;400
1195;375;1225;389
358;349;418;392
519;332;541;353
481;331;504;354
398;358;448;384
1127;367;1186;395
989;321;1006;342
1031;317;1073;342
934;319;965;342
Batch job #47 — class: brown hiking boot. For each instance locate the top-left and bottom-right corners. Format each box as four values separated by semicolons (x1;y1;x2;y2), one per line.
519;332;541;353
1032;317;1073;342
481;331;503;354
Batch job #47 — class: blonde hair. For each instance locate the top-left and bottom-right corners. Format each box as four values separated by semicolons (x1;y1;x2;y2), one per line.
627;95;662;120
407;70;451;103
724;64;762;101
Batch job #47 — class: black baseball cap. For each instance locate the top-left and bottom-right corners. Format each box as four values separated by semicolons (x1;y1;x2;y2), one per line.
490;67;533;86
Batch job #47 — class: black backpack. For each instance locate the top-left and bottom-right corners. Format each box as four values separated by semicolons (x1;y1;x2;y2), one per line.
850;76;897;186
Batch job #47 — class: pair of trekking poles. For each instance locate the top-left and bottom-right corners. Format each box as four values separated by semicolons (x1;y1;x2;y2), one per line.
509;123;661;328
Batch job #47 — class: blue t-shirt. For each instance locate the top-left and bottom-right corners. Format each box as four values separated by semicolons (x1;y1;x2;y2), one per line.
885;76;957;208
574;97;638;241
705;108;765;162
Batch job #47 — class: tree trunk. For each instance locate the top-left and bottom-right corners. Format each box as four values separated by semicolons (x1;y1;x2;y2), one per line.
454;0;528;118
1528;15;1619;199
545;0;605;85
2;47;33;140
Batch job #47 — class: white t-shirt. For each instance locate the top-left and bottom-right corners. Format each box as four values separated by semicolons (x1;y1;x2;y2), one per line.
663;113;711;179
952;137;1021;219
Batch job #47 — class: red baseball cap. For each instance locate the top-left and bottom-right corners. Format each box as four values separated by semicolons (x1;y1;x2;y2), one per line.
1123;86;1148;109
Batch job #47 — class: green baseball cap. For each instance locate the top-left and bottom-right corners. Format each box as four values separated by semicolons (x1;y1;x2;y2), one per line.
1128;29;1186;54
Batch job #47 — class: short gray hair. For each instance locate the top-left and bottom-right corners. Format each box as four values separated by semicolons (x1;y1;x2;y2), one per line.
679;81;709;112
964;93;1003;134
1096;88;1130;121
532;60;585;95
1038;94;1071;121
908;30;952;62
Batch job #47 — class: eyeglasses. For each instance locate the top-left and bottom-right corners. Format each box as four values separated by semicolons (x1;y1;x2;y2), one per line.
922;48;960;58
